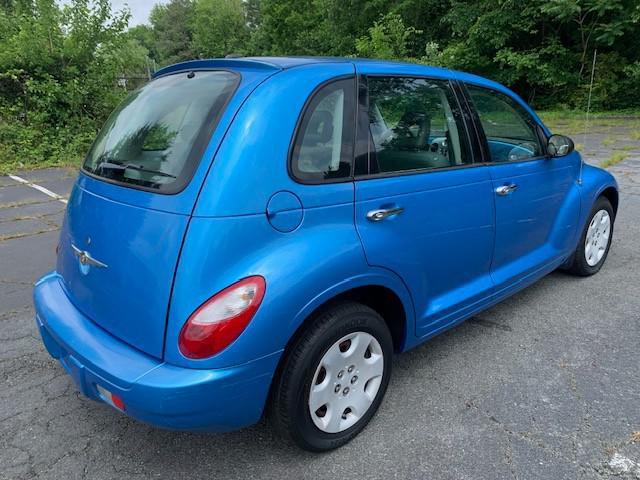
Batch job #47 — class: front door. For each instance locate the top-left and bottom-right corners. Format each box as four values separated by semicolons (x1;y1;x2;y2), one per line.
353;74;496;338
463;84;579;293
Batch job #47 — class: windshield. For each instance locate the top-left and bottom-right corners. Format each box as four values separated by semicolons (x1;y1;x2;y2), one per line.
83;70;238;193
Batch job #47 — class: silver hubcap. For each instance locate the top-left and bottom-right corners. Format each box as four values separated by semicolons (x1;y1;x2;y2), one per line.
585;209;611;266
308;332;384;433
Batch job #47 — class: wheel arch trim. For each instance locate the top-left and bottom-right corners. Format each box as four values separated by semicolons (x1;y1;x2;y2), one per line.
578;164;619;242
286;269;416;354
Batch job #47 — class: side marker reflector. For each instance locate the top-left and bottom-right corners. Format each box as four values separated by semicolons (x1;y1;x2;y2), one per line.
96;384;126;411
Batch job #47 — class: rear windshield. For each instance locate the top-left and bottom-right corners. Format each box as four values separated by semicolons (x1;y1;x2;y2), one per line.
82;70;238;193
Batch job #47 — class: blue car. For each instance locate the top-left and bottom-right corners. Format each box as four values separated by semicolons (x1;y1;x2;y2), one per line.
34;57;618;451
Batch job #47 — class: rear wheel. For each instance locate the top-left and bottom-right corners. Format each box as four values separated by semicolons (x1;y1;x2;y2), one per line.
270;302;393;451
566;196;614;276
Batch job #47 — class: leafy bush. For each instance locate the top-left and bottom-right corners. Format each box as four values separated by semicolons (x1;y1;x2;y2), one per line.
0;0;143;173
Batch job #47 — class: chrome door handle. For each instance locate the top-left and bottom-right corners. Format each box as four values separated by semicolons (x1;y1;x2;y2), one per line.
495;183;518;196
367;207;404;222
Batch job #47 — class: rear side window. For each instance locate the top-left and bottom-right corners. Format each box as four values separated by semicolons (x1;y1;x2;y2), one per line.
366;76;471;174
290;78;355;183
465;84;542;162
83;70;238;193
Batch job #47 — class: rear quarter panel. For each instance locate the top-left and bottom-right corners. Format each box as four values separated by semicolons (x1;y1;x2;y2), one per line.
165;63;416;369
164;210;416;369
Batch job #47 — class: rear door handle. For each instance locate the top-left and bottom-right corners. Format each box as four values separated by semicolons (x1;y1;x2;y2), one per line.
495;183;518;196
367;207;404;222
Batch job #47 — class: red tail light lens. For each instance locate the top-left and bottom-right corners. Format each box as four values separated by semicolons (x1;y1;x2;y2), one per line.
178;276;266;359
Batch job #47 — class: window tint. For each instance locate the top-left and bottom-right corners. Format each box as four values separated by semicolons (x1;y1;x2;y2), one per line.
83;70;238;192
466;85;542;162
291;78;355;182
366;77;470;174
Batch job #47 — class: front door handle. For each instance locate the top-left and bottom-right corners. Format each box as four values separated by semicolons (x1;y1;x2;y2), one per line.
367;207;404;222
495;183;518;196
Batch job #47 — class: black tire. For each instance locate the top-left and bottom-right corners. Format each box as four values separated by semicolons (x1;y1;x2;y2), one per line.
270;302;393;452
566;196;614;276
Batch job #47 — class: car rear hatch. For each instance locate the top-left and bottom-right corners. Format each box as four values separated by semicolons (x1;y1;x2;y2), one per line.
56;61;279;359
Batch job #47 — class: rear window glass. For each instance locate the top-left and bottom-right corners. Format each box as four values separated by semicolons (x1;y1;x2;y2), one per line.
290;78;355;182
83;70;238;193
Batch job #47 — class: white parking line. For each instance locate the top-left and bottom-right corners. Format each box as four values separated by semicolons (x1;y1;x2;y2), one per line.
8;174;68;204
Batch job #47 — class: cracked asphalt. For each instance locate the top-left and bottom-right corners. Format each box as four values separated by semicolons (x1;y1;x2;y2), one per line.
1;121;639;479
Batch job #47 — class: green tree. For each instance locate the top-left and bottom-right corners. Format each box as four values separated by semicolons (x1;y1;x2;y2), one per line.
245;0;261;31
192;0;249;57
541;0;640;79
253;0;385;56
149;0;195;66
439;0;640;108
128;24;158;63
0;0;147;171
355;12;421;59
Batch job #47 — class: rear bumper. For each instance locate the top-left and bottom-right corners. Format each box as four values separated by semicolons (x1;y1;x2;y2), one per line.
33;272;281;432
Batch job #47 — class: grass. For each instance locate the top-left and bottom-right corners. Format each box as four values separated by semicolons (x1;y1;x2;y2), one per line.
538;109;640;135
0;155;79;176
538;108;640;120
601;151;630;168
615;144;636;151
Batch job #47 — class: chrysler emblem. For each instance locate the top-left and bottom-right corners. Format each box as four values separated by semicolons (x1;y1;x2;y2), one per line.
71;244;108;269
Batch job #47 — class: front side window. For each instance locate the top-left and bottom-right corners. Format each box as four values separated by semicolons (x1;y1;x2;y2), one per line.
290;78;355;182
366;77;471;174
83;70;238;192
465;84;543;163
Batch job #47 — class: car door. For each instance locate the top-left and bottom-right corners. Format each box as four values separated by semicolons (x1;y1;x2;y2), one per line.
462;83;580;294
353;71;496;338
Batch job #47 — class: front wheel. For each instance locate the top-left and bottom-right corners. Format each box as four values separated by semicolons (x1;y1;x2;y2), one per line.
566;196;614;276
270;302;393;451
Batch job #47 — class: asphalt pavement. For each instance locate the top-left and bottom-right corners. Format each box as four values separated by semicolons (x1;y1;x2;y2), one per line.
1;124;639;479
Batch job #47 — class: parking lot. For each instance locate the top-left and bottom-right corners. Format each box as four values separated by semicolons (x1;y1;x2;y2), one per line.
1;122;639;479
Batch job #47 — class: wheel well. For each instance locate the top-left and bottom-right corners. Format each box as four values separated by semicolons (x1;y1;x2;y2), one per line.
601;187;619;217
286;285;407;355
264;285;407;418
329;286;407;352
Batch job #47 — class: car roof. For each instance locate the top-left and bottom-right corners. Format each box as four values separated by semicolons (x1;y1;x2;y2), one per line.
241;57;540;125
154;56;497;87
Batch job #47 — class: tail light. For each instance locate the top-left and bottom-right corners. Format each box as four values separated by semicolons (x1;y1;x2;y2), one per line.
178;276;266;359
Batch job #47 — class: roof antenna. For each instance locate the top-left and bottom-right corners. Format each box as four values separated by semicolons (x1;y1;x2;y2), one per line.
225;53;243;59
580;48;597;185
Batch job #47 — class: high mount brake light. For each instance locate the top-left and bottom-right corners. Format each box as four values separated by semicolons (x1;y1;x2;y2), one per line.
178;276;266;359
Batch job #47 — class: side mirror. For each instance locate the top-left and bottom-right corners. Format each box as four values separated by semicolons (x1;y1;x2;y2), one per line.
547;134;574;157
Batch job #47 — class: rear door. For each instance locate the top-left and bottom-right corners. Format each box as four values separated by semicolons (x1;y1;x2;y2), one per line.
57;66;274;359
353;71;496;338
462;83;579;292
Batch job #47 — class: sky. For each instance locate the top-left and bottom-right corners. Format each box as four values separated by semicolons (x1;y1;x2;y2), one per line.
59;0;166;26
110;0;166;26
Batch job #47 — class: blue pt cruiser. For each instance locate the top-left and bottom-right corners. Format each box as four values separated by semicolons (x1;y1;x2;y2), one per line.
34;57;618;451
